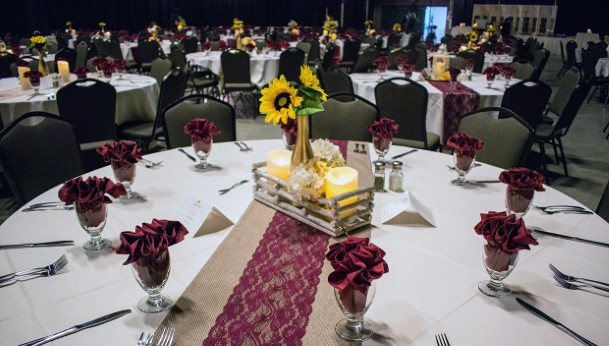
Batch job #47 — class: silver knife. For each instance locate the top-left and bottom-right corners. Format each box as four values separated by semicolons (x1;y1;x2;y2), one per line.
516;298;597;346
19;309;131;346
532;228;609;248
0;241;74;250
391;149;417;159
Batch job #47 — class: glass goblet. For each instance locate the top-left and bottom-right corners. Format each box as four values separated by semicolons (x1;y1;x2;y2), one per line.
378;65;387;81
75;201;111;251
504;73;513;88
486;74;495;88
451;150;476;186
372;134;392;163
192;136;213;170
479;244;519;298
29;76;41;97
465;67;473;80
131;249;172;313
111;160;137;199
505;186;534;219
116;66;125;80
282;129;296;151
334;283;376;342
103;69;112;83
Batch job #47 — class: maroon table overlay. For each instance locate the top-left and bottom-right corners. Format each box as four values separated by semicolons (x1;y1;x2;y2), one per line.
428;81;480;142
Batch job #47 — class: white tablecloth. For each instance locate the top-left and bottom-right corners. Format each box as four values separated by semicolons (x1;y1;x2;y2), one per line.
351;71;506;140
595;58;609;78
1;140;607;345
186;51;280;87
120;41;172;62
450;26;472;37
0;74;159;126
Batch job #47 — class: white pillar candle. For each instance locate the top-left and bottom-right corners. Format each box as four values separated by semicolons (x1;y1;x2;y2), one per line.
57;60;70;84
266;149;291;181
18;66;31;90
325;167;358;209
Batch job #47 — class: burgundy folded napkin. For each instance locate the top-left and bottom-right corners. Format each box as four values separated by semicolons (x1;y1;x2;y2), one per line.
483;66;500;77
15;59;29;67
474;211;538;254
499;167;545;191
203;41;211;51
446;132;484;152
96;140;142;164
113;59;126;70
501;65;516;78
92;56;107;68
279;40;290;49
448;67;461;81
58;176;126;206
374;55;388;69
326;235;389;295
184;118;221;141
368;118;399;139
74;67;88;79
217;40;227;50
115;219;189;265
395;55;408;67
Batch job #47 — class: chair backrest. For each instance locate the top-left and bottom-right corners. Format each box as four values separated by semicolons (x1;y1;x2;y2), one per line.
156;68;188;126
388;48;419;70
387;33;402;49
457;49;485;73
0;112;83;205
374;78;429;146
581;49;598;83
565;40;577;64
162;94;236;149
531;48;550;80
169;45;187;70
323;67;354;95
296;41;312;62
102;40;124;59
509;60;536;80
254;39;267;50
86;56;114;72
310;93;379;141
342;39;362;63
351;48;378;73
547;68;581;116
458;107;533;169
559;40;567;64
413;46;428;71
449;56;466;70
0;53;18;78
150;57;173;86
138;40;162;64
549;83;592;137
56;78;117;150
321;43;336;71
54;48;77;73
278;48;306;84
303;38;321;62
180;37;198;54
596;180;609;222
221;49;251;85
47;41;59;54
500;80;552;130
75;42;89;68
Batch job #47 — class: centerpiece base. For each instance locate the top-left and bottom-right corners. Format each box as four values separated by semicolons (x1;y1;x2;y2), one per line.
252;162;374;237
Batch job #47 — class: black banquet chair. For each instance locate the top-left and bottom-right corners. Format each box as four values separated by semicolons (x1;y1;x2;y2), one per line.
162;94;236;149
278;48;306;85
310;93;379;141
138;40;162;73
56;78;117;152
0;53;18;78
457;49;485;73
500;80;552;131
220;49;257;103
0;112;83;205
351;48;378;74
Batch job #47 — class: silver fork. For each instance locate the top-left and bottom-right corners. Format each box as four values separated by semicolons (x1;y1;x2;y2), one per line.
156;327;175;346
0;255;66;282
549;263;609;288
138;159;163;168
137;331;152;346
0;255;68;286
218;179;249;195
435;333;451;346
554;274;609;294
535;205;592;215
22;204;74;212
239;142;253;151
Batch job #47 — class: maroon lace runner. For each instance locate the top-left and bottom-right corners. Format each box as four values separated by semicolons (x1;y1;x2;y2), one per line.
203;141;350;345
428;81;480;142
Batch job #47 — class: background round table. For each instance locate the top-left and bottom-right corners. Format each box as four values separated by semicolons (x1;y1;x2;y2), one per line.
595;57;609;78
1;140;607;345
186;51;280;87
0;74;159;126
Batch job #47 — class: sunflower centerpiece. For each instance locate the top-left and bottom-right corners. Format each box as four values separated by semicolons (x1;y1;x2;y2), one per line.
467;31;479;49
260;65;327;170
29;35;49;76
364;19;375;36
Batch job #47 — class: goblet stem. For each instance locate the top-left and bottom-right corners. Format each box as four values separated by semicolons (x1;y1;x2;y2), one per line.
123;182;134;199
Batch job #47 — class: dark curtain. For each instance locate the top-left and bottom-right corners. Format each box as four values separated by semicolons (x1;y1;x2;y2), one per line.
1;0;370;37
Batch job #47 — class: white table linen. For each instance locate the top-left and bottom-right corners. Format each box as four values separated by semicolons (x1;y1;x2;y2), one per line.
450;26;472;37
120;41;172;62
0;74;159;126
186;51;280;87
595;58;609;78
1;140;607;345
351;71;506;140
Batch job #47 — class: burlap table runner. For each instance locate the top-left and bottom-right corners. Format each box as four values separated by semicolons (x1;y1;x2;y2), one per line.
0;86;33;101
159;141;372;345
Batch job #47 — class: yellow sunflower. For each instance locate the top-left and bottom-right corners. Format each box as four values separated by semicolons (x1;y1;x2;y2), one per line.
259;75;303;125
469;32;479;43
299;65;327;101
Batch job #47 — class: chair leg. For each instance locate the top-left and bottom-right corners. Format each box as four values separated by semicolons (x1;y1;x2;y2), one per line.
556;137;568;177
538;141;550;185
550;138;560;164
603;121;609;133
587;85;598;103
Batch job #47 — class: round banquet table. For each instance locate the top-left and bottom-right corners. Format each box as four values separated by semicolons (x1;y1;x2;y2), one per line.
0;74;159;126
1;139;608;345
186;51;280;88
350;71;508;141
120;41;172;62
596;58;609;78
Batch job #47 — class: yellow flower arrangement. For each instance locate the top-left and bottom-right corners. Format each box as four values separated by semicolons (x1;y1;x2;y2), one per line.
99;22;106;28
232;18;244;30
468;31;479;43
177;18;187;31
323;19;338;33
260;65;326;125
29;35;47;51
393;23;402;32
441;71;450;81
364;19;373;28
66;21;72;28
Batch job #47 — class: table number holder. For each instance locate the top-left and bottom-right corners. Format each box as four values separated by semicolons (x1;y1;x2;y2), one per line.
252;162;375;237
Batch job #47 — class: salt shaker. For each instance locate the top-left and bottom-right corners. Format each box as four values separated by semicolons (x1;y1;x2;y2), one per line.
374;161;386;192
389;161;404;192
52;73;60;88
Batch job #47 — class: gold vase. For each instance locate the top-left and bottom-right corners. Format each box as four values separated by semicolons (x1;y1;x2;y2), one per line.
291;115;314;169
38;52;49;76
